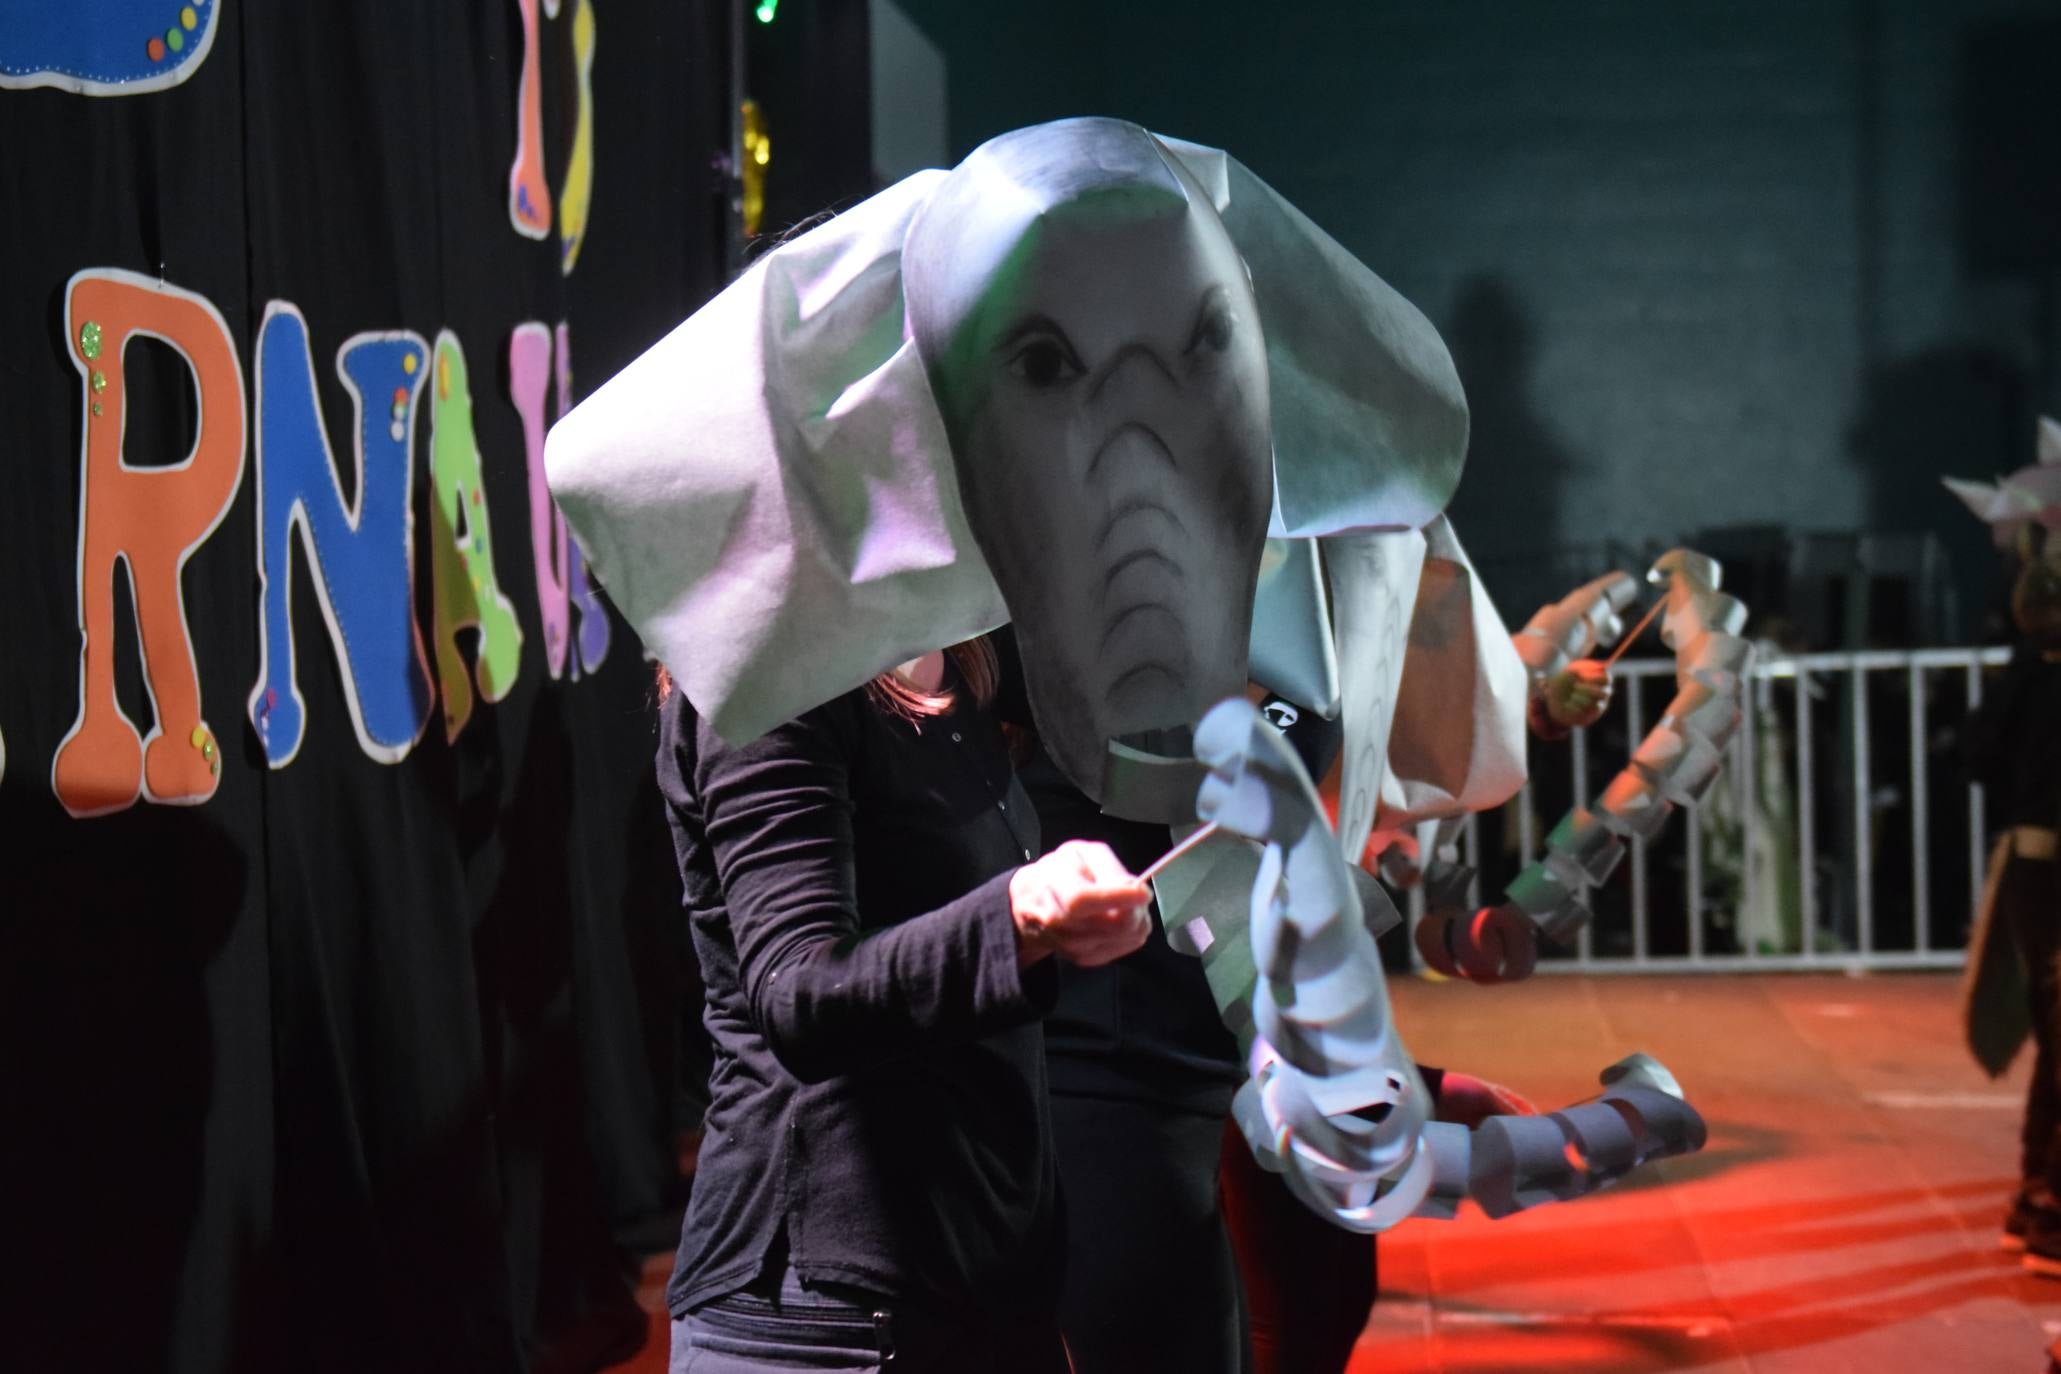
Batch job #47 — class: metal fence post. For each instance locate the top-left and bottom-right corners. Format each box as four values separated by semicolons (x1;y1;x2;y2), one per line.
1909;663;1930;953
1853;660;1874;957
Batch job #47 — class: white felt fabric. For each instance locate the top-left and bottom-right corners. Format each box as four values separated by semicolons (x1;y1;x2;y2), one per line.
1322;527;1426;865
1306;517;1530;865
1377;517;1531;829
545;171;1009;742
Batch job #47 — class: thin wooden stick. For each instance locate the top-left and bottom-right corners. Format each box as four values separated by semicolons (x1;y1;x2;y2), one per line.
1602;596;1666;670
1141;821;1222;882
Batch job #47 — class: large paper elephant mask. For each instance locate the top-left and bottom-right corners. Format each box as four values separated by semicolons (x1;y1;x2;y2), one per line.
546;116;1469;813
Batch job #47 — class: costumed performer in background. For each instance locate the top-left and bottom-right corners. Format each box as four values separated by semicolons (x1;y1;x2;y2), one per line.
1948;419;2061;1281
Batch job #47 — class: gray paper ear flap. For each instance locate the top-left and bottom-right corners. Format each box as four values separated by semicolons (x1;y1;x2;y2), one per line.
1941;415;2061;551
1249;538;1340;718
1155;136;1470;538
546;170;1008;744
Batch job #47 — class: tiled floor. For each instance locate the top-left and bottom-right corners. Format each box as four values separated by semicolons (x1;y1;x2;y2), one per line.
605;973;2060;1373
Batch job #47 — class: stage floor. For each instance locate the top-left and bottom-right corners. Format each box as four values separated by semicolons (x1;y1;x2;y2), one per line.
1361;971;2054;1373
607;973;2058;1373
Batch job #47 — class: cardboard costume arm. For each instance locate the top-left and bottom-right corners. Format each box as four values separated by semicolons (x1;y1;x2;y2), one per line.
1192;698;1706;1232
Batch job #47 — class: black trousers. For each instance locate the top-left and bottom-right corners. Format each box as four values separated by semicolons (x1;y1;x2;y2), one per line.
1219;1118;1372;1374
670;1266;1068;1374
2006;851;2061;1190
1051;1093;1243;1374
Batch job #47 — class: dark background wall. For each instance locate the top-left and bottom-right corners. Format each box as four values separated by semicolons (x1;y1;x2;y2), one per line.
893;0;2061;638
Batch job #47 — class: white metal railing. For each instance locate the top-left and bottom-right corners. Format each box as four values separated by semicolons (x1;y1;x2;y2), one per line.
1404;646;2012;974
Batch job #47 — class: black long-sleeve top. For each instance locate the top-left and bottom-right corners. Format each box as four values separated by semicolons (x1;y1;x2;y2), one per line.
1965;644;2061;830
655;675;1060;1318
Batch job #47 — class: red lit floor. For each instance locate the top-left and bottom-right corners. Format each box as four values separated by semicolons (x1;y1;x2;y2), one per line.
1358;972;2056;1373
607;973;2059;1373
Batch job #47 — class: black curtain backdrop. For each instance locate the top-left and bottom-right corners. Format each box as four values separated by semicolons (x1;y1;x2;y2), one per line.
0;3;734;1370
744;0;874;236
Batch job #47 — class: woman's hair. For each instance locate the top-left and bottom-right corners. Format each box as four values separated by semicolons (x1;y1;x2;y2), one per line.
655;637;998;724
864;638;998;722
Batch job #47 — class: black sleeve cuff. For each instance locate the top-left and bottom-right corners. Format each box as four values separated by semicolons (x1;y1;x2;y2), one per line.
968;867;1059;1021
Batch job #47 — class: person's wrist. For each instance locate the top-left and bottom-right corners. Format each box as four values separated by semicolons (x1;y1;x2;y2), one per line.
1008;866;1054;968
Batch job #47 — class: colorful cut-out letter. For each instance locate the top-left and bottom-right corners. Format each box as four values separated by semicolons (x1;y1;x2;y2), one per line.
507;0;552;240
557;0;597;273
429;331;525;740
511;322;610;682
0;0;222;96
567;534;610;678
249;303;435;767
557;323;611;675
510;322;572;679
53;269;246;817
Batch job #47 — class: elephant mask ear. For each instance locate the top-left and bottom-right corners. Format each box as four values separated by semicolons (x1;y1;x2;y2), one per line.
546;170;1007;743
1155;135;1470;540
1940;415;2061;552
1159;135;1473;847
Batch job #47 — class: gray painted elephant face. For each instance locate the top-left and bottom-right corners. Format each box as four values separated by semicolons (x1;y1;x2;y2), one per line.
906;121;1272;808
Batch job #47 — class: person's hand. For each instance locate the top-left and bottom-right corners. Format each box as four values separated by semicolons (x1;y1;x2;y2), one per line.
1543;658;1613;730
1009;840;1152;969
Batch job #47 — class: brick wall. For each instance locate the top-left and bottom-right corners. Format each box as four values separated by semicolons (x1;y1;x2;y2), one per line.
894;0;2061;635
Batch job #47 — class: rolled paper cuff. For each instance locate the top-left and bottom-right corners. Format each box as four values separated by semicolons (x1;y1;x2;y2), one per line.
1596;769;1674;842
1544;807;1626;885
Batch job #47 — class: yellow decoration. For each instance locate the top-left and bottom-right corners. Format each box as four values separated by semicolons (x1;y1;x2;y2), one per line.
428;332;525;740
556;0;598;275
741;99;770;239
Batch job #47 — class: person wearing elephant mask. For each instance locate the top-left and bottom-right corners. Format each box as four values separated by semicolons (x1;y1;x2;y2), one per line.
546;115;1468;1374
